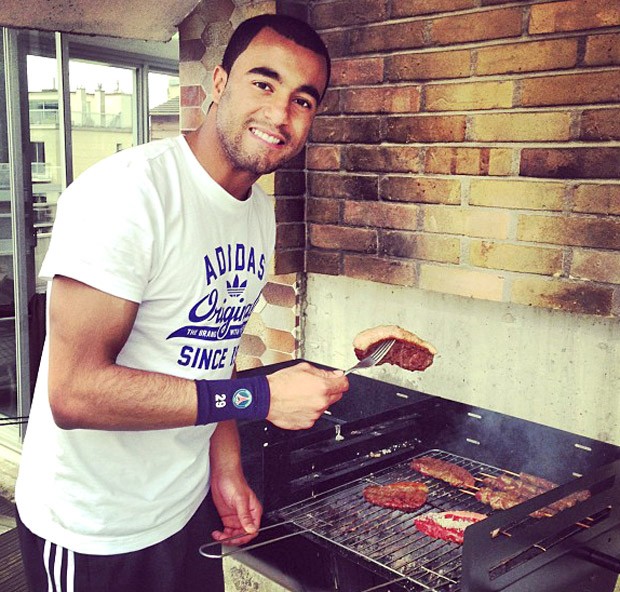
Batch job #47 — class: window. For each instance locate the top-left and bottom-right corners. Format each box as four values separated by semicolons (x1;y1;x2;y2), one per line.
0;27;179;446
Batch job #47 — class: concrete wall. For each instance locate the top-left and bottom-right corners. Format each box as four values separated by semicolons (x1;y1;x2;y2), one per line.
302;273;620;446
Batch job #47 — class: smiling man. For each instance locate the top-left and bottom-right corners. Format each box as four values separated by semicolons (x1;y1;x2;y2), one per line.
15;14;347;592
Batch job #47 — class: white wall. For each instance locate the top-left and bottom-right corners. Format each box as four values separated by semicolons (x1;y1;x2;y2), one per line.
302;274;620;446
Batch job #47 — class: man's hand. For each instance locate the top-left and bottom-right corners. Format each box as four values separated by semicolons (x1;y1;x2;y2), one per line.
266;362;349;430
210;467;262;547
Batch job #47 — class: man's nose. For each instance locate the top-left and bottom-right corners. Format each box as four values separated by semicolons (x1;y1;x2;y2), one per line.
264;96;290;126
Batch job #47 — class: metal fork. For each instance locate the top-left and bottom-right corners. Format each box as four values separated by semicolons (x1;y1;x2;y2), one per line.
344;338;395;375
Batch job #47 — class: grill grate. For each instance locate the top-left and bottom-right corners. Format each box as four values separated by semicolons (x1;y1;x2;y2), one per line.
269;449;503;591
267;449;613;592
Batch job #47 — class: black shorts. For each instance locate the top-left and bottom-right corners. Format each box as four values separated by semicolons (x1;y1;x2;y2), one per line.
16;494;224;592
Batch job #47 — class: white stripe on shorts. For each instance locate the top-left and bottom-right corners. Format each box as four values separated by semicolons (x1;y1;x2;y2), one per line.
43;539;76;592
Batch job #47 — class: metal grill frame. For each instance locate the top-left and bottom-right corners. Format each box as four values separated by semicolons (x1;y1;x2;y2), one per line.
268;450;506;592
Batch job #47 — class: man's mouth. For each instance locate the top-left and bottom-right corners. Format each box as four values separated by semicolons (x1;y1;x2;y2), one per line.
250;127;284;145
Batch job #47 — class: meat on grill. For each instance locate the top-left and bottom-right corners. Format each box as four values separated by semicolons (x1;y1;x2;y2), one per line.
414;510;487;545
410;456;476;488
353;325;437;372
363;481;429;512
478;472;590;517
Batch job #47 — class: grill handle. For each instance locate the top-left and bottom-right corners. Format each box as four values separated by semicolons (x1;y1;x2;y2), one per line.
572;547;620;573
198;520;311;559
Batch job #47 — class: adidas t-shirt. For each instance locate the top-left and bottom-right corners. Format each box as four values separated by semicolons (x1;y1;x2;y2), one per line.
15;135;275;554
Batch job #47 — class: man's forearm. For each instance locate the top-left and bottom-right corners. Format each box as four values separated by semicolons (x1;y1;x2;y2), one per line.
49;362;198;430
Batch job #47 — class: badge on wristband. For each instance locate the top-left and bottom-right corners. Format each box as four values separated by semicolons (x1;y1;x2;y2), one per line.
195;375;270;425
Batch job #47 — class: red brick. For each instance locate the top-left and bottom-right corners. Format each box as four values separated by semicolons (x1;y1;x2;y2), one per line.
470;240;563;275
307;145;341;170
391;0;476;17
520;148;620;179
276;223;304;249
310;116;382;143
274;250;304;275
275;197;304;223
419;265;504;301
344;255;416;286
585;33;620;66
511;277;613;315
343;146;422;173
307;197;341;224
517;215;620;250
471;112;572;142
520;71;620;107
382;176;461;204
319;30;348;60
317;89;340;115
331;57;384;86
349;21;425;53
309;224;377;253
581;108;620;141
380;231;460;263
573;184;620;215
571;250;620;284
274;171;305;196
431;7;522;45
341;86;421;114
344;201;419;231
469;179;565;211
422;205;510;239
529;0;620;34
426;80;514;111
475;39;578;75
311;0;389;28
309;173;379;200
425;147;513;176
306;250;341;275
385;115;467;143
386;49;471;82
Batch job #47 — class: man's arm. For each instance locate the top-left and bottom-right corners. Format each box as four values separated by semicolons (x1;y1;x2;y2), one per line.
208;419;262;545
48;275;197;429
48;275;349;431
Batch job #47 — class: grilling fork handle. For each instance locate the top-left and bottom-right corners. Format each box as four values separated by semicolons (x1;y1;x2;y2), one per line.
199;522;311;559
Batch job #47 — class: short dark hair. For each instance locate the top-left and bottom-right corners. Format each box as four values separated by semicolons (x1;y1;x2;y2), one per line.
221;14;331;100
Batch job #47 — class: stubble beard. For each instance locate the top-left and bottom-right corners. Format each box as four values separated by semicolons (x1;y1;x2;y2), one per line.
215;93;297;176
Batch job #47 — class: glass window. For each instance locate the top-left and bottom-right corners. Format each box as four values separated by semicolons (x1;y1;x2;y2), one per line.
26;53;63;292
148;71;179;141
69;60;136;176
0;33;18;419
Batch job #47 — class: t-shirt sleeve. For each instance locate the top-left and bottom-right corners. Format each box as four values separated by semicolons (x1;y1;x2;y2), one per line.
40;158;159;303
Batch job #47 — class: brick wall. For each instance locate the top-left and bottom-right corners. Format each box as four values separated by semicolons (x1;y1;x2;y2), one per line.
306;0;620;316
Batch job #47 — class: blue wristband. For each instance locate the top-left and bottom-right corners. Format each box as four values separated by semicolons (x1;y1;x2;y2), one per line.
195;375;271;425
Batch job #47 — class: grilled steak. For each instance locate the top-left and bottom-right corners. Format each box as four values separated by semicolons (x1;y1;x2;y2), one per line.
353;325;436;372
410;456;476;488
363;481;429;512
414;510;487;545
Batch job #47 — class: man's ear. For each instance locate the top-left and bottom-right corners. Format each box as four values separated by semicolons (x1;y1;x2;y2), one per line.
212;65;228;104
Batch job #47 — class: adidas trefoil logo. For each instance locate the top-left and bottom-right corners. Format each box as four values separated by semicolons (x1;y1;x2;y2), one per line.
226;275;247;298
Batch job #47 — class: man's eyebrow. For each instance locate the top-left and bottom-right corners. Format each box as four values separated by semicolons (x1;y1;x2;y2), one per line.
248;66;322;105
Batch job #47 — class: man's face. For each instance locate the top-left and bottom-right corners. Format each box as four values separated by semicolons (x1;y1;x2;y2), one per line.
212;27;328;176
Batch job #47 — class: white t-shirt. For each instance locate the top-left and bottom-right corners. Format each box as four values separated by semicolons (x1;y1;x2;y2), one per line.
15;135;276;555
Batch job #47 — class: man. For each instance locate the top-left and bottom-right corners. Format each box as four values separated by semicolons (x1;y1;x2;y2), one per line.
15;14;347;592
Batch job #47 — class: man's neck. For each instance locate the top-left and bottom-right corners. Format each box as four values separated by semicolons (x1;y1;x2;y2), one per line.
185;117;258;201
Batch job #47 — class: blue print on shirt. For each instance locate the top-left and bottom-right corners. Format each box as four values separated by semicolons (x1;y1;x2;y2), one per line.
167;242;265;344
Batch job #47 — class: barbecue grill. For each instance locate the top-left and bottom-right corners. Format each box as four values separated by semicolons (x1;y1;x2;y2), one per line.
206;361;620;592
